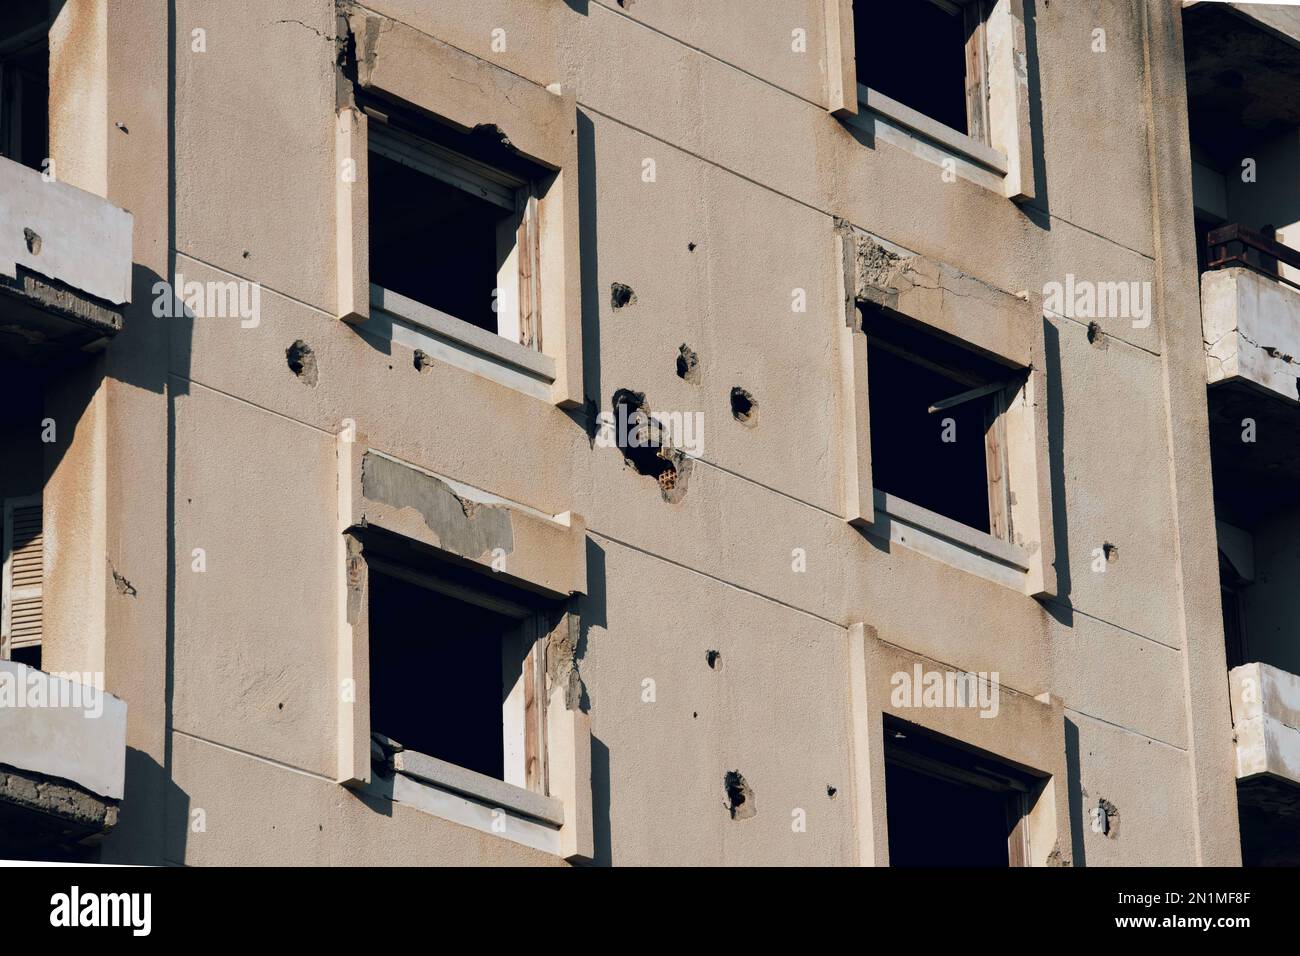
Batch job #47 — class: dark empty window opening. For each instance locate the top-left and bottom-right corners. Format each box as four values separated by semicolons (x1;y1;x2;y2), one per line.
863;302;1020;537
368;115;541;345
856;0;989;140
368;564;528;781
884;717;1034;867
0;4;50;173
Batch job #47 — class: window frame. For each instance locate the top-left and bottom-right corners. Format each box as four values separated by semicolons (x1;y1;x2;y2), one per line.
333;7;584;407
335;437;593;860
883;716;1034;867
368;122;543;352
827;0;1036;201
848;628;1070;867
863;331;1024;544
835;225;1055;596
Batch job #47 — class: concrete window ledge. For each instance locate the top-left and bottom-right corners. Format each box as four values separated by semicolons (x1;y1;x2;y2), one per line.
367;284;557;403
871;490;1031;591
365;739;569;857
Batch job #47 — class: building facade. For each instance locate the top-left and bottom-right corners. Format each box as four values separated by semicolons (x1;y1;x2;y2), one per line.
0;0;1296;866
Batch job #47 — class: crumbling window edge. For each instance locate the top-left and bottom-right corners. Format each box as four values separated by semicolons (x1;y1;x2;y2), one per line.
339;526;592;860
833;223;1056;598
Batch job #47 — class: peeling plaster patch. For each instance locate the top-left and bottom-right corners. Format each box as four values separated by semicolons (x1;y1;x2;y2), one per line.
413;348;433;373
611;388;692;503
610;282;637;310
286;340;318;386
724;770;755;820
854;234;906;295
1046;841;1072;866
730;386;757;426
676;343;699;383
345;534;365;625
547;612;586;711
360;452;513;561
705;649;721;670
110;562;137;597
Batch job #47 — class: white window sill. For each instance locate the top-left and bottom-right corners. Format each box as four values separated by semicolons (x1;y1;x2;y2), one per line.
849;86;1008;192
365;284;556;401
870;490;1031;591
368;748;566;856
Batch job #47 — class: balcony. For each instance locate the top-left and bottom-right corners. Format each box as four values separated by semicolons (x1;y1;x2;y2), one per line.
0;661;127;859
1228;662;1300;865
1202;227;1300;404
0;155;133;363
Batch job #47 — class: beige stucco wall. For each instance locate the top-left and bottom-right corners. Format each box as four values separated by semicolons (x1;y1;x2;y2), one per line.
38;0;1244;865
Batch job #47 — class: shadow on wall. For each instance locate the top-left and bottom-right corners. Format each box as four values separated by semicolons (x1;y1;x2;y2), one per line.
579;536;613;865
1063;716;1086;866
570;108;603;442
97;746;191;865
1019;0;1051;231
1039;315;1073;626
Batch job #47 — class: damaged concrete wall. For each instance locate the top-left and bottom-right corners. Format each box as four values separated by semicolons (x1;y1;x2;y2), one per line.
62;0;1243;866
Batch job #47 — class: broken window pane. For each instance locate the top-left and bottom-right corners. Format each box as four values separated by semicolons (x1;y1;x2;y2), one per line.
884;719;1029;866
863;303;1013;535
368;568;523;781
857;0;974;135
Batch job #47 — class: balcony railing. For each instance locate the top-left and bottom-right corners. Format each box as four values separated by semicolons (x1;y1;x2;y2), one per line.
1207;223;1300;293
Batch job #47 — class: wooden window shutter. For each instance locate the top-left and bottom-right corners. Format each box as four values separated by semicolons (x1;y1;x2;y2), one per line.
2;495;42;658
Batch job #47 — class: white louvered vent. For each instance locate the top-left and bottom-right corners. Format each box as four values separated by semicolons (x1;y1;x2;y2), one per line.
2;497;42;655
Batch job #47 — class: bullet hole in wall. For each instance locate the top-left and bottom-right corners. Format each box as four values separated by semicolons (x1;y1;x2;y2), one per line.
23;228;41;255
730;386;757;426
676;343;699;383
286;340;318;386
688;241;697;252
1087;321;1108;348
724;770;755;820
611;388;692;503
611;282;637;310
1103;542;1119;563
706;649;721;669
826;784;837;799
1095;797;1120;839
414;348;433;372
